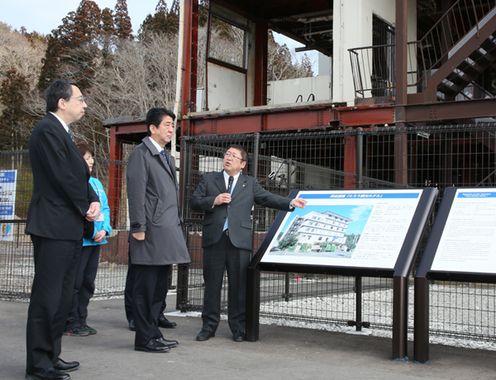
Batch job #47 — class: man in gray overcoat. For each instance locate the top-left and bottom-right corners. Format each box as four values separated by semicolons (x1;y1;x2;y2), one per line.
126;107;190;353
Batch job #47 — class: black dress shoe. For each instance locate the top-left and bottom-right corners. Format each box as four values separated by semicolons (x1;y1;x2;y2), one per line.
54;358;79;372
128;319;136;331
157;336;179;348
233;333;245;342
135;338;170;353
196;329;215;341
25;368;71;380
158;315;177;328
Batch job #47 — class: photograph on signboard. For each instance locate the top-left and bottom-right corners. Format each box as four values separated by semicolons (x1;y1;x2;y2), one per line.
260;189;423;269
430;188;496;274
268;205;372;259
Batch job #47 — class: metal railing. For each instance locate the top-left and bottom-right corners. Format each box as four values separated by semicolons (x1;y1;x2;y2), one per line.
349;0;496;99
416;0;495;75
349;43;419;99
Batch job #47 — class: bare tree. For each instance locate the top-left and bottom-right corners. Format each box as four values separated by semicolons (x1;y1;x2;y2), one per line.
68;33;179;169
87;33;178;121
0;23;46;148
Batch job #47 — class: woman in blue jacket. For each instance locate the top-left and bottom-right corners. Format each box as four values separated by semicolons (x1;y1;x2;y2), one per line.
65;142;112;336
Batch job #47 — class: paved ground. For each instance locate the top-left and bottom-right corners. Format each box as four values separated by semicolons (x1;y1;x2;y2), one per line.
1;298;495;380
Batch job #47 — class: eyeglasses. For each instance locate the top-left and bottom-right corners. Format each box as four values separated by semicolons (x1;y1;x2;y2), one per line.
224;151;243;161
70;96;86;103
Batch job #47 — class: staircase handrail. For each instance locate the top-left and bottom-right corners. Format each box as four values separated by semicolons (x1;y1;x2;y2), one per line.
417;0;496;74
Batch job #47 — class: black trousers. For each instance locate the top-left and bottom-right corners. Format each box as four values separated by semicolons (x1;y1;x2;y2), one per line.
124;253;171;322
26;235;81;372
201;232;251;335
67;245;100;329
132;264;170;347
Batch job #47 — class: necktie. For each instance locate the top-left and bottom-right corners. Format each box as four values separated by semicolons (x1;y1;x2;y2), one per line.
223;176;234;232
161;150;173;170
227;176;234;193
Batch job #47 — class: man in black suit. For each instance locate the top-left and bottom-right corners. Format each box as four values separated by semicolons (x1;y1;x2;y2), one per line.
25;80;100;380
190;145;306;342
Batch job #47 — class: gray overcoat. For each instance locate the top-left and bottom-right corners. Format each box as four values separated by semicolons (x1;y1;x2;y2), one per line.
126;136;190;266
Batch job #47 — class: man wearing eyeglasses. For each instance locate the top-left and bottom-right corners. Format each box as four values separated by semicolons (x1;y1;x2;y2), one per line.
25;79;100;380
191;145;306;343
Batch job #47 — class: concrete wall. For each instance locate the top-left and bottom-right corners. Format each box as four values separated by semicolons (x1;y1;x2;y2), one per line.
206;0;417;109
267;75;331;105
207;62;246;110
333;0;417;105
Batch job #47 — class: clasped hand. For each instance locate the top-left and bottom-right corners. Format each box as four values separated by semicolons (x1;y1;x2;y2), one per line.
213;192;232;206
86;201;101;221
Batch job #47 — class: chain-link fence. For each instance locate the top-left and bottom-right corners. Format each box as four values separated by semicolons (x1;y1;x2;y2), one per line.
181;122;496;345
0;149;131;301
2;122;496;347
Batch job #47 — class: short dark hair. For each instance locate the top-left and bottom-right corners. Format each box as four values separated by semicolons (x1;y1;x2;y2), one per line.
145;107;176;136
76;141;93;157
227;145;248;162
45;79;74;113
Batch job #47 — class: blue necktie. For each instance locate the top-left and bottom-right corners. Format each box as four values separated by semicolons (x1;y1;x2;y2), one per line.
160;150;173;170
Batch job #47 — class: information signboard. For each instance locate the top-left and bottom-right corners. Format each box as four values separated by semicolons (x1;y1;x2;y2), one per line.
0;170;17;241
431;188;496;274
260;189;423;269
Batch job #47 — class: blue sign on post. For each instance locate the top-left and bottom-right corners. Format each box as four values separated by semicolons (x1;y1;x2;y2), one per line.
0;170;17;241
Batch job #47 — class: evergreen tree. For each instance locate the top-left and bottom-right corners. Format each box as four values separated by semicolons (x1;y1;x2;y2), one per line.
101;7;116;61
38;11;77;90
139;0;179;39
57;11;78;47
114;0;133;40
38;34;64;91
38;1;103;90
73;0;102;45
0;69;33;150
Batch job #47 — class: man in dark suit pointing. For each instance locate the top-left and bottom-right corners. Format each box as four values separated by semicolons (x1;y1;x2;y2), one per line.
191;145;306;342
25;79;100;380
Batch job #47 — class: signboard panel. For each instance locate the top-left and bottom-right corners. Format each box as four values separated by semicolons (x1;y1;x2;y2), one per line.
260;189;423;269
431;188;496;274
0;170;17;241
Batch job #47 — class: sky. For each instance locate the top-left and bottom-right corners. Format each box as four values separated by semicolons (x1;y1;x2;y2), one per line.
1;0;158;35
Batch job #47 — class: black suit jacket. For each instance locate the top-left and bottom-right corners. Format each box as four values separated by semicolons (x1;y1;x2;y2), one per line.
25;113;98;241
190;171;293;251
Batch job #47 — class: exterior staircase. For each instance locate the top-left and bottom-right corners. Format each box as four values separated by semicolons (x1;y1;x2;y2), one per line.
415;0;496;102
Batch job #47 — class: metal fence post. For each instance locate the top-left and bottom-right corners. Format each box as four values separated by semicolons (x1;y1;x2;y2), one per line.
356;128;363;190
176;137;191;311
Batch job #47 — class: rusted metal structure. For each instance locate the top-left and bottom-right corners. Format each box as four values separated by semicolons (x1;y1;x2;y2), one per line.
103;0;495;359
105;0;495;198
